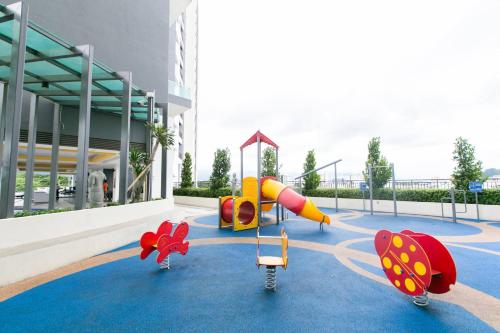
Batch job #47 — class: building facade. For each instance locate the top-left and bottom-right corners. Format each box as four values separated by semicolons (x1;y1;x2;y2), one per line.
0;0;198;217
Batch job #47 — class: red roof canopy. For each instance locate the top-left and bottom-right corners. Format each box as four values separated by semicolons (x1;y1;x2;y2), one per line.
240;130;279;150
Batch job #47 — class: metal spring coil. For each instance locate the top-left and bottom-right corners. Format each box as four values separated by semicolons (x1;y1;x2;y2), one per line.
265;266;277;291
160;256;170;270
413;291;429;306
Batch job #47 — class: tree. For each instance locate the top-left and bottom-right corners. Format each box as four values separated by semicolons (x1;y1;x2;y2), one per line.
180;152;193;188
127;122;175;200
451;137;484;190
209;148;231;190
363;137;392;189
303;150;321;190
128;148;149;202
261;147;277;177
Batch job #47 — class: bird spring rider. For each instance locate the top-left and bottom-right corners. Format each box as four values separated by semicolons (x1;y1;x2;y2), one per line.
256;227;288;291
375;229;456;306
140;220;190;269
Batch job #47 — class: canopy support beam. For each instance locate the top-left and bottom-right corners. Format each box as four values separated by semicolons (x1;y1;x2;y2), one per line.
74;45;94;210
0;1;28;219
23;93;38;211
48;103;60;210
118;71;131;205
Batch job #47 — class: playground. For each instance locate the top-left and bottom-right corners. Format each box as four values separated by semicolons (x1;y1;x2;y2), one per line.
0;131;499;333
1;209;499;332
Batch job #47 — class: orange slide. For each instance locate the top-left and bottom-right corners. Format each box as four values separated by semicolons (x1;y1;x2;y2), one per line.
261;178;331;224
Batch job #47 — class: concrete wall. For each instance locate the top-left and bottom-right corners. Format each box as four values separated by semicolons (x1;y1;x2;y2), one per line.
174;195;218;209
0;199;175;286
3;0;172;103
174;196;500;221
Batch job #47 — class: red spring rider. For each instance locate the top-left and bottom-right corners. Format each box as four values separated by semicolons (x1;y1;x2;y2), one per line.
140;220;190;269
374;229;456;306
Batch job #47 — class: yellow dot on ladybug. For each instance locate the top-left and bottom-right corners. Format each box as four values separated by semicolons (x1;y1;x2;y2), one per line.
392;236;403;248
395;280;401;287
409;244;416;252
382;257;392;269
414;261;427;276
400;252;409;263
405;278;416;292
393;265;402;275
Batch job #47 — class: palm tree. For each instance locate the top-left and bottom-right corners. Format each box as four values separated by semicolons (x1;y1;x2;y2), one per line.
127;123;175;199
128;148;149;202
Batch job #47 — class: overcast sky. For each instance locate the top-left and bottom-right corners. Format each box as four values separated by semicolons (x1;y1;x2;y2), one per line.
196;0;500;181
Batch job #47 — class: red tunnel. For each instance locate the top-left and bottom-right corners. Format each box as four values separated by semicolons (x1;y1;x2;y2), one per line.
221;199;255;225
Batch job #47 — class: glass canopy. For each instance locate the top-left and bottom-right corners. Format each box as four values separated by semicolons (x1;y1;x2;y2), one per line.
0;3;152;121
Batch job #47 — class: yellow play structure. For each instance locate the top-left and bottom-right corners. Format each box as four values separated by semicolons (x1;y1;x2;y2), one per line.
256;227;288;291
218;130;331;231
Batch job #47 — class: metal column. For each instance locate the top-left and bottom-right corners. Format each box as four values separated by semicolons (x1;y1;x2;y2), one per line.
0;83;7;170
48;104;60;210
145;93;154;201
334;163;338;212
74;45;94;210
391;163;397;217
450;187;457;223
23;94;38;211
0;1;28;218
161;106;168;199
257;137;261;225
369;165;373;215
118;72;131;204
275;148;279;224
240;149;243;193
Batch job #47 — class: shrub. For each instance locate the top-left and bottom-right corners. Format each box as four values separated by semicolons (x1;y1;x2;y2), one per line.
174;187;240;198
303;188;500;205
180;152;193;188
303;150;320;190
209;148;231;190
14;208;72;218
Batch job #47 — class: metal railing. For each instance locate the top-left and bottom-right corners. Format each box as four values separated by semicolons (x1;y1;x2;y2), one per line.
286;178;500;190
174;177;500;191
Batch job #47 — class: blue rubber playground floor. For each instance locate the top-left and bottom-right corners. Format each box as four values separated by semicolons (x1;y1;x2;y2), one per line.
1;208;499;332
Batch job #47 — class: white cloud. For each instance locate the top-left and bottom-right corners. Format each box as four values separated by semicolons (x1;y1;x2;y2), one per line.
197;0;500;181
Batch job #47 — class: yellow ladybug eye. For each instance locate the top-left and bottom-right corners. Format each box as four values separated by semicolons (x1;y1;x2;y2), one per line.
392;236;403;248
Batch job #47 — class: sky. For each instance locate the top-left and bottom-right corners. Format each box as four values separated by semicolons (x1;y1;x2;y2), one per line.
196;0;500;181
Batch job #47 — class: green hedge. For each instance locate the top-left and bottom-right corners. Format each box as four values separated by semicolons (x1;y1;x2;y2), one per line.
303;188;500;205
174;187;240;198
174;187;500;205
14;208;72;218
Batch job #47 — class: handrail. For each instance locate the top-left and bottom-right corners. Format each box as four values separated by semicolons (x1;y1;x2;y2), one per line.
294;159;342;180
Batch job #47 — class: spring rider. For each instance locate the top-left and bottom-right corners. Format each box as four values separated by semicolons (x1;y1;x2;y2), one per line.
140;220;190;270
374;229;457;306
256;227;288;291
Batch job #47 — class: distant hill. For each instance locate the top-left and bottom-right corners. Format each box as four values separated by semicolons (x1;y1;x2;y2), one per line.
484;168;500;177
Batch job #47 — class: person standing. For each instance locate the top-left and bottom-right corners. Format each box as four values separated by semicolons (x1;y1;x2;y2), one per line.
103;179;109;202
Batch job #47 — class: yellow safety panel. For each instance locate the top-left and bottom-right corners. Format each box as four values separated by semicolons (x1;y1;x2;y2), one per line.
233;196;258;232
242;177;258;199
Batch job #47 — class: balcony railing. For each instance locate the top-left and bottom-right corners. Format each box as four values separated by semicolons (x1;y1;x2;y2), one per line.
169;80;191;100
